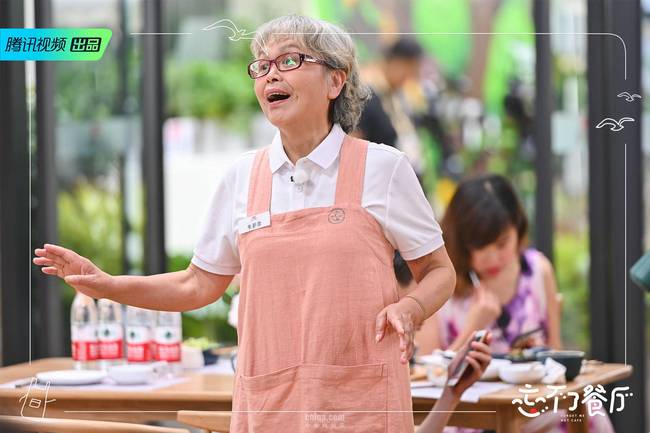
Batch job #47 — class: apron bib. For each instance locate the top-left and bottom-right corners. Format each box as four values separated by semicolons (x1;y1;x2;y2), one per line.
231;135;414;433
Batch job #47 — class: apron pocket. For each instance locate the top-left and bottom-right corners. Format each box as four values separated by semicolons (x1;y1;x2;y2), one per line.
239;362;388;433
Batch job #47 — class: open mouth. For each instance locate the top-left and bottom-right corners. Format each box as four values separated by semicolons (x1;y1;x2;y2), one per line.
267;92;291;103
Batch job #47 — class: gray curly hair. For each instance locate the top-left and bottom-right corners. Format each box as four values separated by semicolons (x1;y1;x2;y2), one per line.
250;15;370;134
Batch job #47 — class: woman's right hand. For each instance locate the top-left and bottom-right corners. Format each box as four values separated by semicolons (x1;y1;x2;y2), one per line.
467;283;502;329
33;244;113;298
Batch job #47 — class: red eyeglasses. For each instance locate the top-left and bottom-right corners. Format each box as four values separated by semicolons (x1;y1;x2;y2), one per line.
248;52;332;79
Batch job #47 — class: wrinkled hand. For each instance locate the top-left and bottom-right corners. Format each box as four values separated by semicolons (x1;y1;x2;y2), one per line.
375;299;422;364
446;332;492;398
33;244;112;298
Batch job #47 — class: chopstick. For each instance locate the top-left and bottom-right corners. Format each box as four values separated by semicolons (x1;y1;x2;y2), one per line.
13;377;36;388
411;381;435;388
469;271;481;288
511;327;544;348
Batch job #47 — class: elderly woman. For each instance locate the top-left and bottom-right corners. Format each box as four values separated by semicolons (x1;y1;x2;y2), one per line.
34;15;455;433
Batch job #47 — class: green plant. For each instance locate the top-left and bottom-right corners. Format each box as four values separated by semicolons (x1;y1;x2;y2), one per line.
57;181;125;350
554;231;590;351
58;181;123;275
165;39;259;132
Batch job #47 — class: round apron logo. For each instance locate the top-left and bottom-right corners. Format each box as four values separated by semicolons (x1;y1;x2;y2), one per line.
328;208;345;224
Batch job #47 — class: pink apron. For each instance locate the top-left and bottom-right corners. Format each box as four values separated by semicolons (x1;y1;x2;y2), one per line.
231;135;414;432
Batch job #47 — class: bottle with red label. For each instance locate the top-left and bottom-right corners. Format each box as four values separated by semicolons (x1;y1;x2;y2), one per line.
70;292;99;370
125;306;154;363
97;299;124;369
153;311;183;375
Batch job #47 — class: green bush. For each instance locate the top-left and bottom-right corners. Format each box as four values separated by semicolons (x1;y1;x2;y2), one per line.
57;181;124;349
58;182;123;275
554;231;590;351
165;38;259;132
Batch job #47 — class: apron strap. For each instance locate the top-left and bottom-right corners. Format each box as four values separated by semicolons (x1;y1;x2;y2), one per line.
247;147;272;216
334;135;369;205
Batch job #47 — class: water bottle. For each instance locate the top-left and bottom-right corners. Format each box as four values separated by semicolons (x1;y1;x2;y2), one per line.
153;311;183;376
70;292;99;370
97;299;124;369
125;306;155;363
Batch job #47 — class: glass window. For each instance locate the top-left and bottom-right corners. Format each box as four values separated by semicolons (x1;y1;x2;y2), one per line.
52;0;145;339
549;0;590;351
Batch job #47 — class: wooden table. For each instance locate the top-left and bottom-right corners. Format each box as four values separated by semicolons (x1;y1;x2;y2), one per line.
0;358;233;423
0;358;632;432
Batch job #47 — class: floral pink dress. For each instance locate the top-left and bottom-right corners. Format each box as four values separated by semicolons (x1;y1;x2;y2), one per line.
437;249;548;355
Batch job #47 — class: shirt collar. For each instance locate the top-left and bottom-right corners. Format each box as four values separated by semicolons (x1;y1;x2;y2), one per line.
268;123;345;173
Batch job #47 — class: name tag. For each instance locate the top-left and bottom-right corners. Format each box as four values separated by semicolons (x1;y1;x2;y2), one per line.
238;211;271;234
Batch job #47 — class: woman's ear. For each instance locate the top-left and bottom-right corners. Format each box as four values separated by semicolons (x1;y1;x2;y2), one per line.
327;69;347;100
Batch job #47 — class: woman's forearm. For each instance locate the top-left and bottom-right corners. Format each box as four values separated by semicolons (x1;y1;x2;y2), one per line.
416;389;459;433
108;269;204;312
406;264;456;324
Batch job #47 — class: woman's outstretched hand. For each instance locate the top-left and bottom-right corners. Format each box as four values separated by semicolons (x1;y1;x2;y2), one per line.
33;244;113;298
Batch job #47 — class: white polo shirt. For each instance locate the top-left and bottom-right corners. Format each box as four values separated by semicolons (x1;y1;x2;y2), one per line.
191;123;444;275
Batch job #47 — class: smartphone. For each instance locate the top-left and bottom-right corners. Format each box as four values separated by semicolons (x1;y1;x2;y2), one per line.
446;329;487;387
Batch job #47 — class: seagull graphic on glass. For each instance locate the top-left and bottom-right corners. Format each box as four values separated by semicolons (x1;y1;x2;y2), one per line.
595;117;635;132
202;19;257;41
616;92;642;102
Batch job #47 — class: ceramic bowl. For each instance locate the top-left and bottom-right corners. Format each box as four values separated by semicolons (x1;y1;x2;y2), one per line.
536;350;585;381
107;364;154;385
498;362;546;384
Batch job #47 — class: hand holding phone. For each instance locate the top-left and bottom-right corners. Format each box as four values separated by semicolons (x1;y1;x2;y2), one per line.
446;329;488;387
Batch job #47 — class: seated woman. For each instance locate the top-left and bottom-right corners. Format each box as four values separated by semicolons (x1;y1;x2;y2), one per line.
410;174;614;433
408;174;561;355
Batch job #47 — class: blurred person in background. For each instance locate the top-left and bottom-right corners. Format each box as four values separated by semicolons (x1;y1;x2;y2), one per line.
411;174;614;433
356;37;453;184
419;174;562;355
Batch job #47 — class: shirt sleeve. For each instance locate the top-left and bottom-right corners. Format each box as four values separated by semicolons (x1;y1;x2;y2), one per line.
191;166;241;275
385;154;444;260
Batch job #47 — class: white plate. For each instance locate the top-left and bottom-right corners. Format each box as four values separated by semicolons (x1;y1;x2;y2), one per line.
418;350;456;365
36;369;107;386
